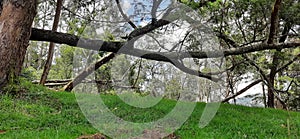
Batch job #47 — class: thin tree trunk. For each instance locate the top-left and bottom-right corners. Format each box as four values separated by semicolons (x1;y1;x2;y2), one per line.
262;83;267;108
0;0;37;91
37;46;44;70
24;49;31;68
40;0;63;85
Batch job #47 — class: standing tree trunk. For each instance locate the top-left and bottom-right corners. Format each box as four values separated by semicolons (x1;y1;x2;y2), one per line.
40;0;63;85
0;0;37;91
267;72;276;107
266;0;282;108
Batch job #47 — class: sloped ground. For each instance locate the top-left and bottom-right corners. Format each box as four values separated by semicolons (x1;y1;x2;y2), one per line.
0;82;299;139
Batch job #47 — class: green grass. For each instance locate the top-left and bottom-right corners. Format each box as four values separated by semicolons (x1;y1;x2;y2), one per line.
0;83;299;139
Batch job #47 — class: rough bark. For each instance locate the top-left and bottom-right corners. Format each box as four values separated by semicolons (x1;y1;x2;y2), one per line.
40;0;63;85
0;0;37;91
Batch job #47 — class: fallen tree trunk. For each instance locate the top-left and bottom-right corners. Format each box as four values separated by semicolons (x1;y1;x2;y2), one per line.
39;80;127;88
32;79;72;84
63;52;115;91
44;82;68;87
32;79;123;84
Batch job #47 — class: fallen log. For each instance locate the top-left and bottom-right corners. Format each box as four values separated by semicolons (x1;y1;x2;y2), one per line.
32;79;72;84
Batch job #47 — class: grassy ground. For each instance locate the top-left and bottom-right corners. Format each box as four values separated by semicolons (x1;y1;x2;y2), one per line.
0;82;299;139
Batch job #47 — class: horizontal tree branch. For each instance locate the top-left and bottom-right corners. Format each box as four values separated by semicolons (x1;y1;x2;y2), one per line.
30;28;300;60
29;28;300;82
